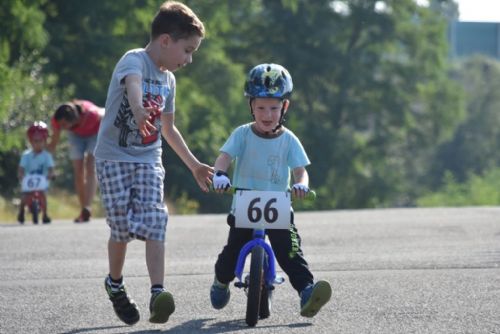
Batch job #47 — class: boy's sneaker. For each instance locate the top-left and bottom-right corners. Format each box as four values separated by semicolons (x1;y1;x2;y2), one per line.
300;280;332;318
42;215;51;224
17;211;25;224
149;290;175;324
210;277;230;309
104;278;140;325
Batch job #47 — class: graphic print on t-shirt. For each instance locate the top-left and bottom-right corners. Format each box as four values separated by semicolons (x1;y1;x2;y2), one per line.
113;79;168;148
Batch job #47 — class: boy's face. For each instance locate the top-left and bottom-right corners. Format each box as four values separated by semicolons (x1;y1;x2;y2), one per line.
251;98;289;135
30;137;46;153
160;34;202;72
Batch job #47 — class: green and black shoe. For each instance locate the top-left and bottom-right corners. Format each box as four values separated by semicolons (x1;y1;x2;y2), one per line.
104;278;140;325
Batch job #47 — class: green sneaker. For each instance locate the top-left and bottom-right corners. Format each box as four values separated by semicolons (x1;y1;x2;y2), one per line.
149;290;175;324
104;278;140;325
300;280;332;318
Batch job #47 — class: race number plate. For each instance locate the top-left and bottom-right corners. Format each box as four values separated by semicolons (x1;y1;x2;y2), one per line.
21;175;48;192
234;190;291;230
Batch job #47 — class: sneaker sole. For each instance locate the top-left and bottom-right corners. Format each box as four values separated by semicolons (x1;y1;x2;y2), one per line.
149;291;175;324
300;280;332;318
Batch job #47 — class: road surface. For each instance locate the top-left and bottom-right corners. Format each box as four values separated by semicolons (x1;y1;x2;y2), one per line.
1;207;499;333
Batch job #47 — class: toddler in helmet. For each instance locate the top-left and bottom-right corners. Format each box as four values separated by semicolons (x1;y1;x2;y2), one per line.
17;121;55;224
210;64;332;317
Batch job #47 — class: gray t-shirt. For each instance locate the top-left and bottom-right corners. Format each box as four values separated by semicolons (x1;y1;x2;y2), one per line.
94;48;175;163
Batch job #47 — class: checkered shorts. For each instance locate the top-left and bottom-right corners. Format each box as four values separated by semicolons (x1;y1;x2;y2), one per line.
96;159;168;242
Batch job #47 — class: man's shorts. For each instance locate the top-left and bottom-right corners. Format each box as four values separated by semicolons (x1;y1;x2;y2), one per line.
67;132;97;160
96;159;168;242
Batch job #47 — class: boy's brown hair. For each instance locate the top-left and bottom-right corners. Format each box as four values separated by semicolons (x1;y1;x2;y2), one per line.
151;1;205;41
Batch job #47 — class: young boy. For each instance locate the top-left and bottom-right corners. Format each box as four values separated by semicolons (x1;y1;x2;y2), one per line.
18;121;55;224
211;63;332;318
48;99;103;223
94;1;213;326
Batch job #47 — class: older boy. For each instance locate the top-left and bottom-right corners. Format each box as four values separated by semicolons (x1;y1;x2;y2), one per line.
94;1;213;325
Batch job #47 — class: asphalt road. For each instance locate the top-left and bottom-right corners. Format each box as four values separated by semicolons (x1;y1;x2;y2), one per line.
1;207;500;334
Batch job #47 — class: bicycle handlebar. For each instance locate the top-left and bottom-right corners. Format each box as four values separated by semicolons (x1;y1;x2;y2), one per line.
212;186;317;201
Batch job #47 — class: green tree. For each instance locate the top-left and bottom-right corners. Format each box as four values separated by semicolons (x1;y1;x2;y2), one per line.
0;0;68;197
430;56;500;185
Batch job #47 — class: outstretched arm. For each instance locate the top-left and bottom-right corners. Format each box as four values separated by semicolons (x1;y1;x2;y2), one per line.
124;74;157;137
161;112;213;192
47;127;60;153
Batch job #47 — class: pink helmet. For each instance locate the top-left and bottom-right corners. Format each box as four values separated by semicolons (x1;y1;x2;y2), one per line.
27;121;49;141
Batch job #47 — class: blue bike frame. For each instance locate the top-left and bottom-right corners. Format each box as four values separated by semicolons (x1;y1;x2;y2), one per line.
234;228;277;287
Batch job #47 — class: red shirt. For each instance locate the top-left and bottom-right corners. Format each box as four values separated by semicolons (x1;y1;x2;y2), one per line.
51;100;101;137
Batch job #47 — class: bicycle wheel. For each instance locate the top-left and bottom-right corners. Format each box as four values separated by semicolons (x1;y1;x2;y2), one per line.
246;245;264;327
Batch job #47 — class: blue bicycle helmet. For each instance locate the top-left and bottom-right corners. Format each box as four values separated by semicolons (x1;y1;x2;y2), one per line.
244;63;293;99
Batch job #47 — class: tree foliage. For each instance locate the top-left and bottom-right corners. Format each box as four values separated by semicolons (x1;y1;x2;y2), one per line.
3;0;497;212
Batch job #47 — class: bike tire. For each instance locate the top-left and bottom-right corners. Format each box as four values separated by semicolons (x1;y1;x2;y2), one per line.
246;246;264;327
31;201;39;224
259;286;270;319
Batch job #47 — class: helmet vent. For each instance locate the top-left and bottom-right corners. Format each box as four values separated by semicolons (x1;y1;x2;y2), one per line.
266;65;271;72
264;76;271;88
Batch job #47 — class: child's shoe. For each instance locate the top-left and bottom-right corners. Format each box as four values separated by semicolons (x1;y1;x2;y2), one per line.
210;277;230;309
149;289;175;323
104;277;140;325
42;214;51;224
300;280;332;318
17;211;25;224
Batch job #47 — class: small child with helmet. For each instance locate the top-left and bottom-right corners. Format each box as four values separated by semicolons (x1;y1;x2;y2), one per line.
17;121;55;224
210;63;332;317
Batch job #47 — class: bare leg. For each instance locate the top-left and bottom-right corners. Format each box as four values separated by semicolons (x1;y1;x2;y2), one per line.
72;159;85;209
146;240;165;286
108;239;127;280
84;154;97;209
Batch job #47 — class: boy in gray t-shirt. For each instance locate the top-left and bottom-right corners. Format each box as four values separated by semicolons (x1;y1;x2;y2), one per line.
94;1;213;326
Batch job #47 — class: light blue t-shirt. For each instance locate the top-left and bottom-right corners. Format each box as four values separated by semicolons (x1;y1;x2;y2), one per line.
221;123;310;192
19;149;54;177
94;48;176;163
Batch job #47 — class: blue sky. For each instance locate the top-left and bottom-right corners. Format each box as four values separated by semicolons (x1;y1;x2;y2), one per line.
455;0;500;22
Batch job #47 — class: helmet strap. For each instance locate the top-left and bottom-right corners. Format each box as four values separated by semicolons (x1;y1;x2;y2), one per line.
272;105;286;133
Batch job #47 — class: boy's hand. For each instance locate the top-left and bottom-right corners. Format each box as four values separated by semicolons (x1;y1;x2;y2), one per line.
213;170;231;193
192;163;214;192
292;183;309;199
131;106;157;137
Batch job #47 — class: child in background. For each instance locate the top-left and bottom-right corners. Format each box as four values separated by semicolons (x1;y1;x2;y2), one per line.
211;63;332;318
18;121;55;224
94;1;213;326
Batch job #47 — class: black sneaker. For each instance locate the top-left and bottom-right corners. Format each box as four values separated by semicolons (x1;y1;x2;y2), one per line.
104;278;140;325
149;290;175;324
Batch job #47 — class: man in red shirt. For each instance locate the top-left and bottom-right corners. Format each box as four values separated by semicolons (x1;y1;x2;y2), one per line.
48;99;104;222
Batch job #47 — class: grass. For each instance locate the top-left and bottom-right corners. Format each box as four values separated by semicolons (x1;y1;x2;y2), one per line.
0;189;105;224
0;189;178;224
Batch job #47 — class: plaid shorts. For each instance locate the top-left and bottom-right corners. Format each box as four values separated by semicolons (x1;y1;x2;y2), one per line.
96;159;168;242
